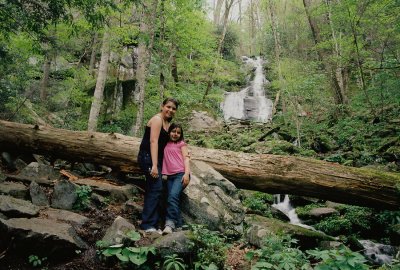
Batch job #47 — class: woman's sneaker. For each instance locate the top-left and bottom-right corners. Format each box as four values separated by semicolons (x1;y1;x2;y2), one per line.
162;225;173;235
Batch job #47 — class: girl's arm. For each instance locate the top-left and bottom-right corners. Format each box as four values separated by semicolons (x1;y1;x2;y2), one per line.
149;116;162;178
181;144;190;187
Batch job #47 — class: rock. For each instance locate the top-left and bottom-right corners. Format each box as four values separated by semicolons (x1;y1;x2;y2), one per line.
244;214;334;249
0;212;8;219
0;195;40;217
0;217;87;259
123;199;143;214
152;231;191;256
308;207;338;218
319;240;342;250
51;179;78;210
0;181;28;199
187;111;222;132
91;193;107;207
182;161;245;232
10;162;59;185
42;208;89;226
190;161;238;196
0;171;6;182
29;181;49;206
101;216;136;246
73;178;137;202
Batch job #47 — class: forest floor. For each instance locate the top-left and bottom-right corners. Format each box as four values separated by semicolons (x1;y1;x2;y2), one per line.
0;163;250;270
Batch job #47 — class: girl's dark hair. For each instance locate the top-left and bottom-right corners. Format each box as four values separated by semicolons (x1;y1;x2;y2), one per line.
168;123;184;142
163;97;179;109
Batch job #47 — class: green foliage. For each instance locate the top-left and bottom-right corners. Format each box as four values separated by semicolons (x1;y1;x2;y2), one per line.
243;192;274;217
162;254;186;270
245;235;310;270
73;185;92;210
28;255;47;268
96;230;156;268
188;224;227;269
307;245;369;270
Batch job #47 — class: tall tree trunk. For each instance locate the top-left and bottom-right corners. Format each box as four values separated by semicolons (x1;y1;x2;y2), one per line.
88;32;98;77
303;0;346;105
40;53;51;102
88;30;110;132
214;0;224;25
268;0;284;117
171;47;178;83
203;0;234;101
1;120;399;209
131;0;159;136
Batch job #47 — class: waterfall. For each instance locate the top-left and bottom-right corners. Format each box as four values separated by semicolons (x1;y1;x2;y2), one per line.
359;240;396;265
272;194;314;230
222;56;273;122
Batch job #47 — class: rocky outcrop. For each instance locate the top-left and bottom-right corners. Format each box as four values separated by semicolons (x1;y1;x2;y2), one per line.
182;161;245;231
0;217;87;258
0;195;40;217
101;216;136;246
244;214;335;250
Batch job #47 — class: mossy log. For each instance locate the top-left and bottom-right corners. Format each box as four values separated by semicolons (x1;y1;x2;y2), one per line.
0;120;399;209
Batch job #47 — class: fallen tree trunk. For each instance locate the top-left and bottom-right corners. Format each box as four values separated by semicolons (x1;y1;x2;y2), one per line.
0;120;399;209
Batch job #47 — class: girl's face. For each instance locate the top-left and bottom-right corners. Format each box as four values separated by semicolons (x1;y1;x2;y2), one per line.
161;101;177;119
169;127;182;142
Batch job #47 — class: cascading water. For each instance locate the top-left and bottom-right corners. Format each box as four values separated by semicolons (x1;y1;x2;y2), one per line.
222;56;273;122
272;194;314;230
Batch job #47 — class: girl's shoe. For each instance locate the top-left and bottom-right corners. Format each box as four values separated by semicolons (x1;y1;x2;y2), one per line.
162;225;173;235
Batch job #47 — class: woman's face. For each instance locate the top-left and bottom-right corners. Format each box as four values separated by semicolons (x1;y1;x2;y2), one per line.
169;127;182;141
161;101;177;119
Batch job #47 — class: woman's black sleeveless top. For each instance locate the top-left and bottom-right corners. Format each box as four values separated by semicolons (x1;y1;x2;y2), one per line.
139;126;169;163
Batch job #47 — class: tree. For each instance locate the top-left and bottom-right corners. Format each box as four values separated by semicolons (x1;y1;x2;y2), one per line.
88;29;111;132
1;119;399;209
131;0;159;136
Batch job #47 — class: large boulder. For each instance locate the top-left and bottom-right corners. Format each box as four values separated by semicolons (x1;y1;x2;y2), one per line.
101;216;136;246
245;214;335;250
152;231;192;256
0;195;40;217
181;161;245;231
10;162;59;185
187;111;222;133
51;179;78;210
0;217;87;259
0;181;28;199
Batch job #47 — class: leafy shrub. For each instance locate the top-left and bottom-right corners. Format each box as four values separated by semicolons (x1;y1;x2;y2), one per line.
245;235;310;270
162;254;186;270
243;192;274;217
73;185;92;210
188;224;227;269
307;245;369;270
96;230;156;268
28;255;47;268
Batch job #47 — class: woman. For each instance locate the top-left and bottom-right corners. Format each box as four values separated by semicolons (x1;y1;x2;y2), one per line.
137;97;179;232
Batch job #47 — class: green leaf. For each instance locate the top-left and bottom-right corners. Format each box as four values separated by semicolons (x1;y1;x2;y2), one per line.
129;253;147;265
116;253;129;262
126;230;141;241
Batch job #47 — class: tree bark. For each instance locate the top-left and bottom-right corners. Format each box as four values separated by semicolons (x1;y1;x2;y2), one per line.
40;53;51;102
88;30;110;132
131;0;159;136
0;120;399;210
88;32;98;77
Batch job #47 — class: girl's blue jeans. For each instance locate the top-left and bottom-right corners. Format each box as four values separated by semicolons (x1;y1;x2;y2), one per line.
165;172;185;229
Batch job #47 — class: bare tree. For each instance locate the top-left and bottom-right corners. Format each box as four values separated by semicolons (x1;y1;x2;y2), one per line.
88;30;110;132
131;0;159;136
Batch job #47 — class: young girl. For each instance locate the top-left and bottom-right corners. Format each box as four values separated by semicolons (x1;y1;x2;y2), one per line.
161;123;190;234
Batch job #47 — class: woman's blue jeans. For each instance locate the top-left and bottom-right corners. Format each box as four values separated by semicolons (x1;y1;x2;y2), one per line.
165;172;184;229
138;151;163;230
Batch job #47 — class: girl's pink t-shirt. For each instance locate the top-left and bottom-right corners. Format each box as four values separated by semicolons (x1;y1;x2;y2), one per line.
162;140;186;175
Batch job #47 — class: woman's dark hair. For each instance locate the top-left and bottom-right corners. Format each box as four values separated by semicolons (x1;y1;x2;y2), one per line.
168;123;184;142
163;97;179;109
